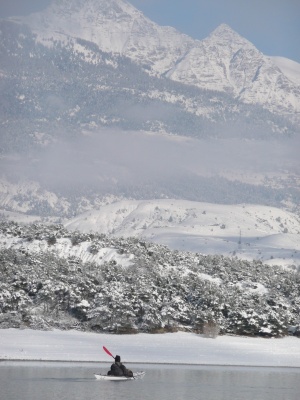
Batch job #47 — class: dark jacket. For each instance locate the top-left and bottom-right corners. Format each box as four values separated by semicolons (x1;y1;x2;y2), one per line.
108;361;133;377
110;361;125;376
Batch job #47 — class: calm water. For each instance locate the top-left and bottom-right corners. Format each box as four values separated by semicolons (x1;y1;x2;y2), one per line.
1;361;300;400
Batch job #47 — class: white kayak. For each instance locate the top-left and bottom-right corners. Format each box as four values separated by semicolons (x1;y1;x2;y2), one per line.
94;371;145;381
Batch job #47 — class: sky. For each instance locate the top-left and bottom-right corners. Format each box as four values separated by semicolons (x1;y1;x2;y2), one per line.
0;0;299;63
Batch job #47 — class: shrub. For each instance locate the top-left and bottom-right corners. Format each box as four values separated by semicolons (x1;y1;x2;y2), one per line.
47;236;57;246
203;321;220;338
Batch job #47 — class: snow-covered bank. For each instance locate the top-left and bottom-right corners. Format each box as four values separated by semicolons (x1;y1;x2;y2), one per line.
0;329;299;368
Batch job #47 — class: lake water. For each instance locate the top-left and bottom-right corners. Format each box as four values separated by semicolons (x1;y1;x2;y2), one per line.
1;361;300;400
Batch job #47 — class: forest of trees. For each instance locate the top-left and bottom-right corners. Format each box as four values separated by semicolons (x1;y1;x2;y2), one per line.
0;221;299;338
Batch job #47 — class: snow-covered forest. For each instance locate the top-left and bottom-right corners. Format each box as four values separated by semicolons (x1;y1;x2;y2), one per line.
0;221;299;338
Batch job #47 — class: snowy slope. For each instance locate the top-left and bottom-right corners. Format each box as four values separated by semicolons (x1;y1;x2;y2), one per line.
1;199;299;268
12;0;195;76
64;199;300;267
270;56;300;86
166;24;300;117
0;179;69;215
0;232;134;268
10;0;300;119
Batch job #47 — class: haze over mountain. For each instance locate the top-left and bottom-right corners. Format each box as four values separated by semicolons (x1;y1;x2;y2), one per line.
0;0;299;267
1;0;300;343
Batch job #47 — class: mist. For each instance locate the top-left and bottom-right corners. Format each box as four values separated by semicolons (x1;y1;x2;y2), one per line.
1;128;298;196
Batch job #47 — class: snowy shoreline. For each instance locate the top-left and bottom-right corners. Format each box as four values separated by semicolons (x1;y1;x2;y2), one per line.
1;360;300;370
0;329;300;368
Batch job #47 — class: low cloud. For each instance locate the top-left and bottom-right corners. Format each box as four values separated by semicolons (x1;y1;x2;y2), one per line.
0;128;298;196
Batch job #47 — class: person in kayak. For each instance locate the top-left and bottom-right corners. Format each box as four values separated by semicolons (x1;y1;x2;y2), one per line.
107;355;133;377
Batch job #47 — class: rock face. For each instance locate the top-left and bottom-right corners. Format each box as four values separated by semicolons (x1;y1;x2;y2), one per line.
12;0;300;120
14;0;195;75
167;24;300;117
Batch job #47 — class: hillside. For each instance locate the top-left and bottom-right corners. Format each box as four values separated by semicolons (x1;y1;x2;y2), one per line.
63;199;300;268
0;220;299;337
1;197;300;268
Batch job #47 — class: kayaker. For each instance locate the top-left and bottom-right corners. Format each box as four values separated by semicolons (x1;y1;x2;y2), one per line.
107;355;133;377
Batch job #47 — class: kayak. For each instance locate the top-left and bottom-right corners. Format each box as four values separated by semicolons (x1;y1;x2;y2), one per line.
94;371;145;381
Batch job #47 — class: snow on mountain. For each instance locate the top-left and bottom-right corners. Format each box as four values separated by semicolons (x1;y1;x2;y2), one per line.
1;1;299;268
0;178;69;216
166;24;256;93
166;24;300;117
10;0;300;120
270;56;300;86
63;199;300;267
13;0;195;75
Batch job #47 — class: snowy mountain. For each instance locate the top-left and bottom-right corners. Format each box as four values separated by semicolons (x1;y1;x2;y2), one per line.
1;0;299;158
10;0;300;121
0;0;299;271
1;0;300;340
167;25;300;118
3;17;295;158
12;0;195;76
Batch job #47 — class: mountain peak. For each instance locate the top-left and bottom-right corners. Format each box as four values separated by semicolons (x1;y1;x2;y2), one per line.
14;0;194;74
211;23;239;36
208;23;251;46
14;0;145;53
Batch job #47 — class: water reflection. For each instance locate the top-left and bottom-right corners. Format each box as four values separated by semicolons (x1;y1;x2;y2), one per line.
0;362;299;400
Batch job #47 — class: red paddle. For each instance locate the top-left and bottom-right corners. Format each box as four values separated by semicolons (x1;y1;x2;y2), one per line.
103;346;115;359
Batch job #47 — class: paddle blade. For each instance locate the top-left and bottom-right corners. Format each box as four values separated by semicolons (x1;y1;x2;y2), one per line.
103;346;115;359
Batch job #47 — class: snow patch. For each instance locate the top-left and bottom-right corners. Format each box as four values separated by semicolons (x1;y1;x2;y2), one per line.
270;56;300;86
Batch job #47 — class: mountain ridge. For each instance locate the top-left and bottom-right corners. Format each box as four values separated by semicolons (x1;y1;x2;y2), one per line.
9;0;300;120
11;0;195;76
